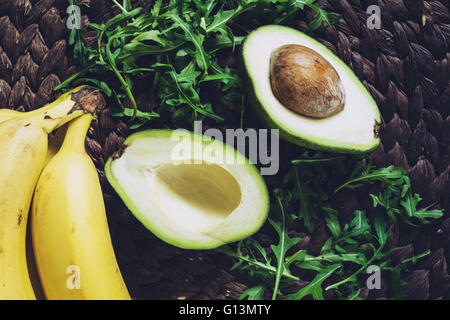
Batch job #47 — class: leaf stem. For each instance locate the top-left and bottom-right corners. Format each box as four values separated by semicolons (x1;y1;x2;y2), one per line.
112;0;128;13
325;245;384;291
106;37;138;121
272;196;287;300
215;246;299;281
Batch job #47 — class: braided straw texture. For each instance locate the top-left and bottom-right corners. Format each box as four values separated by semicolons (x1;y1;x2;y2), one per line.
0;0;449;299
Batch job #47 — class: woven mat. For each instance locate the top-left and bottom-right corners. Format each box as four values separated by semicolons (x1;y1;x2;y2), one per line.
0;0;449;300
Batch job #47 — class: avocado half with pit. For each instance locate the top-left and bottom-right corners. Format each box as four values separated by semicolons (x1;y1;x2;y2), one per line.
243;25;381;153
105;130;269;249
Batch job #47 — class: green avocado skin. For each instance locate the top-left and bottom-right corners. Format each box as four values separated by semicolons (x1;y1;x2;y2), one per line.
241;25;381;154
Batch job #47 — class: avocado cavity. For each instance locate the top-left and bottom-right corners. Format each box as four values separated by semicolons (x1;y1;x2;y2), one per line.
154;162;242;233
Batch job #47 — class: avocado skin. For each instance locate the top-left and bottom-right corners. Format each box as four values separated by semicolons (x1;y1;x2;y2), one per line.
241;25;381;154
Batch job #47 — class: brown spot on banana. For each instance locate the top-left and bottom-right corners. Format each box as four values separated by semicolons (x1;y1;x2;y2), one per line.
17;210;23;228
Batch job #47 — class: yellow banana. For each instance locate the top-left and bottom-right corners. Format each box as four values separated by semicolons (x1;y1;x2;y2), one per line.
32;114;130;300
0;108;67;300
0;86;104;300
0;109;21;122
0;98;63;123
0;109;67;166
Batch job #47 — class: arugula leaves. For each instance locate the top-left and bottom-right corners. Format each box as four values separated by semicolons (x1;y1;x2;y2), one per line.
270;192;301;299
283;264;341;300
220;153;444;300
62;0;339;128
336;165;444;225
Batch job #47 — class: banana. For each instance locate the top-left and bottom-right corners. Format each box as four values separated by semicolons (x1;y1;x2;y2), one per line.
0;109;21;122
0;109;67;165
0;86;104;300
32;114;130;300
0;108;67;299
0;98;63;123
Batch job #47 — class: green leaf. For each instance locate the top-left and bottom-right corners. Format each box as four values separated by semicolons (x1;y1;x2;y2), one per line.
347;210;371;237
167;13;209;71
112;108;159;120
400;193;421;217
325;213;341;238
239;285;265;300
304;4;341;33
132;30;166;45
215;244;299;282
414;206;444;221
335;166;406;192
96;7;143;61
374;212;388;246
269;195;300;300
294;167;316;232
207;9;237;33
282;264;341;300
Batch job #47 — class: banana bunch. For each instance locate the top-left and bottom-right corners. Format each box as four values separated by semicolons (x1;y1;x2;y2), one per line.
0;86;130;300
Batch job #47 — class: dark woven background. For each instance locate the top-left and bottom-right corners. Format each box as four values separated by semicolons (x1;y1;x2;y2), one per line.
0;0;448;299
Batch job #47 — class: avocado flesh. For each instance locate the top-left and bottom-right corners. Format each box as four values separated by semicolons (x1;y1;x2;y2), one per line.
243;25;381;153
105;130;269;249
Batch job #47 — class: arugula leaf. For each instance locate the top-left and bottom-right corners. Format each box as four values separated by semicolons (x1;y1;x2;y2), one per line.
216;243;299;282
374;211;389;247
325;212;341;238
282;264;341;300
335;166;405;192
239;285;266;300
414;205;444;221
286;166;317;232
337;165;444;225
305;3;341;33
168;13;209;71
400;193;421;217
325;211;390;292
270;192;301;300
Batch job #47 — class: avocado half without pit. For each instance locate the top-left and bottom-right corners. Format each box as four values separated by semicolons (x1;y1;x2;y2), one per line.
105;130;269;249
243;25;381;153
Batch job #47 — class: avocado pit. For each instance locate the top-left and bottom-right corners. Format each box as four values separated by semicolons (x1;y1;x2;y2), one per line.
270;44;345;118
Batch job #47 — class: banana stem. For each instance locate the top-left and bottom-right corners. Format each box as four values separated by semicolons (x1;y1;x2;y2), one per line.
29;86;88;120
60;114;93;152
0;88;84;123
36;86;103;134
39;102;84;134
